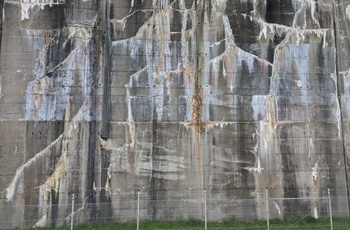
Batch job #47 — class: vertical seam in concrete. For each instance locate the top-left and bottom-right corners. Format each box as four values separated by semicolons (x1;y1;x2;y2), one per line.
149;3;158;219
194;0;206;193
332;0;350;207
99;0;112;206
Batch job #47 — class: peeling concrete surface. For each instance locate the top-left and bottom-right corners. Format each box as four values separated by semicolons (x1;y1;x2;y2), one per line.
0;0;350;228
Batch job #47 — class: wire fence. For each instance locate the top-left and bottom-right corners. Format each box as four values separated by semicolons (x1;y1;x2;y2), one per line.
0;189;349;229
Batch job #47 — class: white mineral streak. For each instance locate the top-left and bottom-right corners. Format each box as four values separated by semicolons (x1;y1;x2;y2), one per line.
347;5;350;19
254;0;329;48
2;5;4;21
152;0;157;7
311;161;318;181
110;10;162;169
203;14;272;85
293;1;307;29
201;12;212;122
130;0;135;12
25;47;76;120
126;87;135;149
258;13;293;207
339;67;350;88
19;0;65;21
33;209;47;227
273;200;282;217
111;0;193;184
5;7;97;202
212;0;227;13
334;77;343;139
222;16;273;67
152;8;173;121
205;121;229;129
110;9;153;33
5;134;63;201
308;137;314;159
259;22;275;40
79;51;92;97
244;157;264;174
222;15;235;47
68;27;94;46
39;97;90;203
244;126;264;177
107;146;124;175
288;43;310;97
25;24;95;121
6;95;90;202
33;186;51;227
309;0;320;28
252;95;268;121
2;0;346;223
323;31;328;48
330;31;343;139
291;0;302;12
179;9;194;122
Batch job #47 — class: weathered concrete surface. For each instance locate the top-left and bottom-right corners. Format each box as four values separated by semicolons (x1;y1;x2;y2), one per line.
335;0;350;212
0;0;350;228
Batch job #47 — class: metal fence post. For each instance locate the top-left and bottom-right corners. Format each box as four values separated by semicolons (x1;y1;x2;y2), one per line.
266;188;269;230
71;193;75;230
328;188;333;230
137;192;140;230
204;189;207;230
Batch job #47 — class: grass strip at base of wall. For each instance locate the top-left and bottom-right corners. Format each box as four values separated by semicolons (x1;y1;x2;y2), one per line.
33;218;350;230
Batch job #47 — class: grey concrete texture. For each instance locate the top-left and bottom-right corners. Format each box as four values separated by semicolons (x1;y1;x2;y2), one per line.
0;0;350;228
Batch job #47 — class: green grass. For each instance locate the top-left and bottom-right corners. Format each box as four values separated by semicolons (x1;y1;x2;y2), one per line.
32;218;350;230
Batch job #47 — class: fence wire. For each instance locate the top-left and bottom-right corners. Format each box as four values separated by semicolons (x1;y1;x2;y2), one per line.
0;189;349;229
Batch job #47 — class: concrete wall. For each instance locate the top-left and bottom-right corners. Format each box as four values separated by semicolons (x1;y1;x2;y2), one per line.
0;0;349;228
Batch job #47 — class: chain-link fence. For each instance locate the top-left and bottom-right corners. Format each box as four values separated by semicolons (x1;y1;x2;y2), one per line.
0;189;349;229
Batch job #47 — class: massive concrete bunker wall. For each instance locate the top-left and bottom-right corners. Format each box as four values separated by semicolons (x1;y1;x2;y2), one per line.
1;0;350;228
